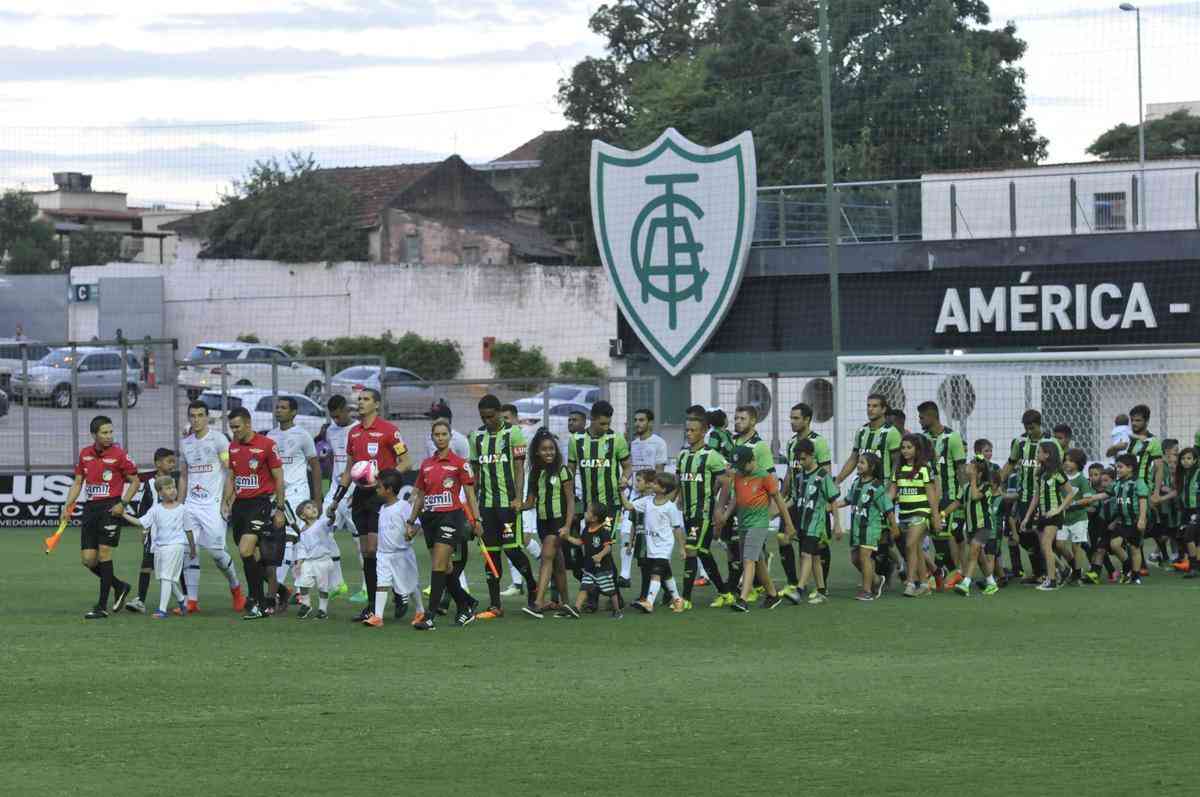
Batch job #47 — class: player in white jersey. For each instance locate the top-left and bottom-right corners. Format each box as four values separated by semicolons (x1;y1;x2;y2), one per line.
321;395;361;600
620;408;669;589
268;396;325;607
177;401;245;612
363;470;424;628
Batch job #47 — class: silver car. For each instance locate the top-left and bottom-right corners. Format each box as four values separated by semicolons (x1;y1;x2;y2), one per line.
327;366;438;419
11;347;143;408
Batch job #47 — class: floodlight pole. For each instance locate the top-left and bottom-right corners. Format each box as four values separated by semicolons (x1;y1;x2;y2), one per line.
819;0;841;365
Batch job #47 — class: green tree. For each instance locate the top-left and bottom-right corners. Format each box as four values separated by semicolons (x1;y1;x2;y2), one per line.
558;357;606;380
0;191;58;273
1087;110;1200;160
490;340;552;382
66;227;123;267
291;331;463;381
201;152;368;262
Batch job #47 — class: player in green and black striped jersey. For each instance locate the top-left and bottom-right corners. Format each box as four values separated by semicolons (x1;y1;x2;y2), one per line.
780;402;833;597
676;415;733;606
521;428;576;616
567;400;631;533
836;393;902;486
468;394;539;615
1150;439;1182;570
998;409;1062;583
917;402;966;583
785;437;842;604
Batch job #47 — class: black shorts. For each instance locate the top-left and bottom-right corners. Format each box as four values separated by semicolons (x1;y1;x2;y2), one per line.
799;534;822;555
480;507;522;551
1035;516;1059;532
1012;499;1032;524
536;516;566;541
351;488;382;537
422;510;469;548
258;533;286;567
1110;524;1139;545
80;499;124;550
683;513;714;553
230;496;274;544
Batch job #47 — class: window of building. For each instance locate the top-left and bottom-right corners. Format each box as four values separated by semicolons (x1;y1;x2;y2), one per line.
404;233;420;262
463;245;480;265
1094;192;1127;231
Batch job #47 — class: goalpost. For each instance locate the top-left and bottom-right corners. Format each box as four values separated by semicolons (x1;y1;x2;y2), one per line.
834;350;1200;466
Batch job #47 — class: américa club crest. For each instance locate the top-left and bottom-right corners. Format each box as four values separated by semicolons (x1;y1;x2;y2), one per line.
591;128;757;377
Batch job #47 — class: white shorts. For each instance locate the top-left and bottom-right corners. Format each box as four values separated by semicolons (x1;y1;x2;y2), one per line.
323;489;357;535
376;549;419;595
154;544;188;581
185;503;227;550
296;556;338;591
1056;520;1089;544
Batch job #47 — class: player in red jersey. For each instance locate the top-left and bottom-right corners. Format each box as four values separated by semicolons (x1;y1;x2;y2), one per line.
222;407;286;619
327;388;410;621
63;415;141;619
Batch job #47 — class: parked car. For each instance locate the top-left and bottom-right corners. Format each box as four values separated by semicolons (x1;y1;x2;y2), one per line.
327;365;439;419
178;342;325;401
514;401;590;437
519;383;601;408
197;388;327;438
10;347;143;408
0;338;50;390
0;387;9;418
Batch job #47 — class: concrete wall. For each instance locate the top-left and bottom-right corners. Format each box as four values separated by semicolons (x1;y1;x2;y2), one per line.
920;160;1200;240
69;258;616;379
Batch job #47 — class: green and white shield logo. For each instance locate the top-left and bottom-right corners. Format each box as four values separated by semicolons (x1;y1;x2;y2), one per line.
591;128;757;377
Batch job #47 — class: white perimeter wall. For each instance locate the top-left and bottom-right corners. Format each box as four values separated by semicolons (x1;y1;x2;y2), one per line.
70;258;617;379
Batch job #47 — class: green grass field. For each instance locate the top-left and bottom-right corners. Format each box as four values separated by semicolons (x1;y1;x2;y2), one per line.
1;528;1194;796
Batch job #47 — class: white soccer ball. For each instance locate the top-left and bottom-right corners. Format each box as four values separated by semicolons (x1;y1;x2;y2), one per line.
349;460;378;485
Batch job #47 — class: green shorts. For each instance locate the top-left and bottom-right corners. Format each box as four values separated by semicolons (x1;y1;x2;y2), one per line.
850;524;881;551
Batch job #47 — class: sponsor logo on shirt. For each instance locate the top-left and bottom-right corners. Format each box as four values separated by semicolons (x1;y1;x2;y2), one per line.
248;459;259;470
579;458;611;468
189;464;214;473
235;475;260;490
478;453;508;465
426;492;452;509
85;484;109;497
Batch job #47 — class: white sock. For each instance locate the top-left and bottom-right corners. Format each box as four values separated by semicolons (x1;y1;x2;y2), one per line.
664;578;678;599
318;592;329;612
961;576;972;588
184;554;200;601
158;579;173;612
697;558;709;579
208;548;239;588
374;590;388;617
619;533;634;579
172;580;186;602
526;535;541;560
459;571;469;592
646;579;661;604
986;575;997;586
332;555;345;587
408;590;424;615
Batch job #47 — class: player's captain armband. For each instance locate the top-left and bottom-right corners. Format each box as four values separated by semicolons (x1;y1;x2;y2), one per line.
219;451;230;465
513;446;527;459
392;442;407;456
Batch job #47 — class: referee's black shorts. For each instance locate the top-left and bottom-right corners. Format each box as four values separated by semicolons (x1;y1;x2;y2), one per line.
80;498;124;550
351;487;382;537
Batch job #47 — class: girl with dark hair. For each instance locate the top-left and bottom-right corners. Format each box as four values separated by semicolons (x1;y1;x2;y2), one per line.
893;434;941;597
521;429;576;618
1022;441;1076;591
836;452;898;602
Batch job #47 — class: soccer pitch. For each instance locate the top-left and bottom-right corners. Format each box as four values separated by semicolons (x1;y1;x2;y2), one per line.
1;529;1193;796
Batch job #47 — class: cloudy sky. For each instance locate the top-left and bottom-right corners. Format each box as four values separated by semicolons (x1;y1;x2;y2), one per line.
0;0;1194;205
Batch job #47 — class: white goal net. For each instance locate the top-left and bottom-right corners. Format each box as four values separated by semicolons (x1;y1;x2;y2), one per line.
834;350;1200;466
